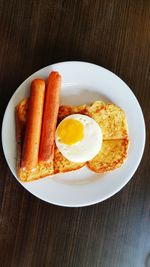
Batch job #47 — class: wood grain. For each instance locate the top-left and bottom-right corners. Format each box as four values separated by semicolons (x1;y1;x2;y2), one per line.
0;0;150;266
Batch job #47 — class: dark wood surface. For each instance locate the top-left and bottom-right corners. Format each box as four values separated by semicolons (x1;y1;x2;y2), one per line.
0;1;149;266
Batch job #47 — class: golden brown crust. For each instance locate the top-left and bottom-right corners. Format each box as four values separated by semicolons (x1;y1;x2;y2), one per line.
15;105;26;176
86;101;128;140
87;139;129;173
58;104;87;123
17;98;29;123
58;105;73;123
18;161;54;182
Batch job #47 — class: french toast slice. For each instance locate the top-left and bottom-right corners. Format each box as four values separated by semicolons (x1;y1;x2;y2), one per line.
86;101;128;140
87;139;129;173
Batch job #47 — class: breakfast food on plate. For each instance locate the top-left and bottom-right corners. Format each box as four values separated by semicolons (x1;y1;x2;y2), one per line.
39;72;61;163
54;146;85;173
87;139;129;173
55;114;102;162
86;101;128;140
15;71;129;182
21;79;45;170
16;71;61;181
58;104;87;123
56;103;129;173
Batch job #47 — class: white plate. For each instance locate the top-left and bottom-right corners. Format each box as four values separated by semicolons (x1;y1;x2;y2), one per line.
2;61;145;207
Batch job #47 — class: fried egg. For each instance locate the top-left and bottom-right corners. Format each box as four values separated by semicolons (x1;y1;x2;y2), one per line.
55;114;102;162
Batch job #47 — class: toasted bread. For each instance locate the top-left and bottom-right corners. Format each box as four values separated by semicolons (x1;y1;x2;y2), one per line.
17;98;29;123
18;162;54;182
16;101;54;181
54;146;85;173
87;139;129;173
58;104;87;123
16;99;129;181
86;101;128;140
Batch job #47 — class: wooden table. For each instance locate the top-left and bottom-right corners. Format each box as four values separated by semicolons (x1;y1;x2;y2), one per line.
0;1;149;266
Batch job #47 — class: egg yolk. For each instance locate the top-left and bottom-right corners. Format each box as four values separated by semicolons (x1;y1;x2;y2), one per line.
57;119;84;145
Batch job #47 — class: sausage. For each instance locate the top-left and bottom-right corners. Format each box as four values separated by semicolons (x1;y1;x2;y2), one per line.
21;79;45;170
39;71;61;162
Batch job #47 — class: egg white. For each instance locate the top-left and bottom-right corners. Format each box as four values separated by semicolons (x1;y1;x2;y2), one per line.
55;114;102;163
